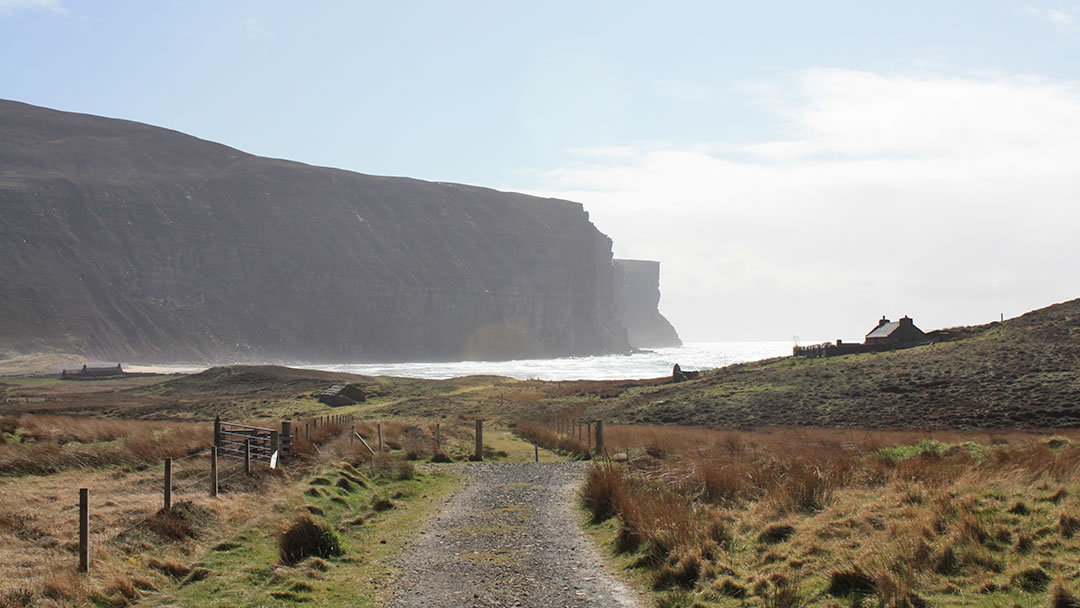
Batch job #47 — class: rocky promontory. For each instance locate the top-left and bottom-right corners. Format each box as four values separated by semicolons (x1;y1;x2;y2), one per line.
0;100;636;363
613;259;681;348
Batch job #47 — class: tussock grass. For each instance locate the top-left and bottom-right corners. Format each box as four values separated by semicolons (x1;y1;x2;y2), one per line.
580;425;1080;606
278;514;343;565
0;414;209;474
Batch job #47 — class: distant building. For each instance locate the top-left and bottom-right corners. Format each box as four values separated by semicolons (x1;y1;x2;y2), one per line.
793;315;929;358
317;383;366;407
865;315;927;347
60;364;123;379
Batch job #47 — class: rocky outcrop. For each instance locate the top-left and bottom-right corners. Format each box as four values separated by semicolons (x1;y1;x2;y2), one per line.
0;99;631;362
612;259;681;348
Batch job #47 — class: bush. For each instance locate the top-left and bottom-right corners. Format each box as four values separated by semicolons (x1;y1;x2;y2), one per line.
581;463;625;523
278;515;343;565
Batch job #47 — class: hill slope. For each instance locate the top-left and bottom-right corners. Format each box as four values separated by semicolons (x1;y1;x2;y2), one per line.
0;100;630;362
586;298;1080;429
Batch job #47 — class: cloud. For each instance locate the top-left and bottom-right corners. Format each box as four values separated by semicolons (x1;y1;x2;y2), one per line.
0;0;66;15
243;16;270;40
1026;6;1080;32
530;69;1080;342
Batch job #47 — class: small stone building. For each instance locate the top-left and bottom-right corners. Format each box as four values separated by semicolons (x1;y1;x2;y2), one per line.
60;364;123;379
864;316;927;347
317;383;367;407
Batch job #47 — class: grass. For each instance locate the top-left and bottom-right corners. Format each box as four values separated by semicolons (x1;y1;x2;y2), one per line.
574;426;1080;607
144;458;461;607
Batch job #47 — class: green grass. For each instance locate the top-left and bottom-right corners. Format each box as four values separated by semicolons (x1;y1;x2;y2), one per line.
142;459;462;607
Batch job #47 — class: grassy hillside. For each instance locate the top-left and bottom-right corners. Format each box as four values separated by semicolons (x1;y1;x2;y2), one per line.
580;298;1080;429
3;298;1078;431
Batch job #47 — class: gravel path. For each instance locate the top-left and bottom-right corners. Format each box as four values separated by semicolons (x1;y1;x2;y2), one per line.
388;462;642;608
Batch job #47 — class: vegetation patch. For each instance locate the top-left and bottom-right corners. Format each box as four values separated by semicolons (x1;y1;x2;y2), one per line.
278;514;344;565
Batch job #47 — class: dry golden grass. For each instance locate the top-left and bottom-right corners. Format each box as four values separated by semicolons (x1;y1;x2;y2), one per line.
0;414;209;474
0;412;429;606
576;425;1080;606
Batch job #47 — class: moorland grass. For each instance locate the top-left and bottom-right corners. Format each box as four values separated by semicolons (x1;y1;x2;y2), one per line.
575;425;1080;607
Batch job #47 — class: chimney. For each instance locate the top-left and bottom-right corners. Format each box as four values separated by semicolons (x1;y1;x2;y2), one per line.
876;315;890;330
900;316;912;326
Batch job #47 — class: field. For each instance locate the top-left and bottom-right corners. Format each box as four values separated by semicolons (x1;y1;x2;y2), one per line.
0;411;559;607
1;298;1078;607
509;424;1080;607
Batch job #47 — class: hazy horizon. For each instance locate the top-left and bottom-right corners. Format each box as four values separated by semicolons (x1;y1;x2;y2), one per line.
4;1;1078;343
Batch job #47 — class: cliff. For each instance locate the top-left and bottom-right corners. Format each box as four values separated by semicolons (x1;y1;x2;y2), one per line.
0;99;631;362
612;259;681;348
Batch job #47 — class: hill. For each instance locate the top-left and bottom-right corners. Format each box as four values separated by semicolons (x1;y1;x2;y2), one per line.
582;298;1080;429
0;99;631;363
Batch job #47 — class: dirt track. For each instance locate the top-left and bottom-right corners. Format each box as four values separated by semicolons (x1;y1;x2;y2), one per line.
388;462;641;608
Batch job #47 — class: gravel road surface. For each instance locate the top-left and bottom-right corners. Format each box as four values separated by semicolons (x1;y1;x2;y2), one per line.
388;462;642;608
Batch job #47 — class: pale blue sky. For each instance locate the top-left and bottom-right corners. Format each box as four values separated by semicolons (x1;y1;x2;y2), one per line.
4;1;1080;342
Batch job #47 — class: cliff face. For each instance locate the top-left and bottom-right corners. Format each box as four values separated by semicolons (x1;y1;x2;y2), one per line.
613;259;681;348
0;100;630;362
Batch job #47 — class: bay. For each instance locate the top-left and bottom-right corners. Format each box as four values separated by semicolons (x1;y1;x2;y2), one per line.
299;342;792;381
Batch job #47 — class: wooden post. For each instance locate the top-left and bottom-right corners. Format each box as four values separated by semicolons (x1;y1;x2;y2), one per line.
270;430;280;457
587;423;592;449
244;438;251;475
79;488;89;573
377;424;383;452
305;423;310;440
281;421;292;457
164;457;172;512
474;419;483;461
595;420;604;456
210;446;218;497
213;416;221;449
350;424;355;445
535;443;539;462
435;423;441;453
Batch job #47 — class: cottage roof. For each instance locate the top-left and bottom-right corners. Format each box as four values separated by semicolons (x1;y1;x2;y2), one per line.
866;321;901;339
319;384;345;397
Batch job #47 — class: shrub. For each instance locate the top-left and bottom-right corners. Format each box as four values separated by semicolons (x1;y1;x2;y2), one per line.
394;459;416;480
758;523;796;544
1060;513;1080;538
826;569;877;597
278;515;343;565
1011;567;1052;592
144;501;212;542
580;463;624;523
146;557;190;578
1050;579;1080;608
372;496;395;512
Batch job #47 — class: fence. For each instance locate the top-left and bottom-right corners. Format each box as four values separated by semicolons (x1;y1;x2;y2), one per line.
39;413;550;575
72;413;365;573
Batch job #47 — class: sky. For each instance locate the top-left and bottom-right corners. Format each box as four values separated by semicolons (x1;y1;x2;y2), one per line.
3;0;1079;342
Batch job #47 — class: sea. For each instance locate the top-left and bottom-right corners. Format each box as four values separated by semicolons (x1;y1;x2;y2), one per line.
295;342;792;381
124;342;794;381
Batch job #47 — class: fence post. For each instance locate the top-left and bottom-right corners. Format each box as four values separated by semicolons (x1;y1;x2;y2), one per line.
244;438;251;475
350;424;355;445
305;423;310;440
213;416;221;449
436;423;441;453
535;443;539;463
378;424;383;452
79;488;89;573
474;419;483;461
595;420;604;456
210;446;218;497
164;457;172;512
281;421;292;458
587;423;592;450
